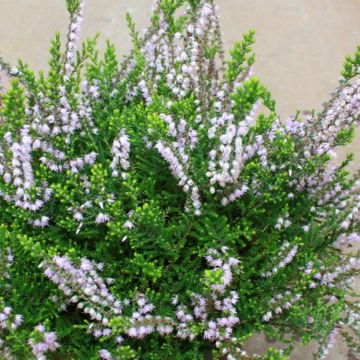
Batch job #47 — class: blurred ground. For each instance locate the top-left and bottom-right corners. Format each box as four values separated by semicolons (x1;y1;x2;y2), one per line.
1;1;360;359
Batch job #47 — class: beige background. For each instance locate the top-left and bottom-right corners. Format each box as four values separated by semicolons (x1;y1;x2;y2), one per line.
1;1;360;359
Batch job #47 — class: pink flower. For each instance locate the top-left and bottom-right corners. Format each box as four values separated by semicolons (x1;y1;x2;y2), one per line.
99;349;112;360
95;213;110;224
128;327;138;337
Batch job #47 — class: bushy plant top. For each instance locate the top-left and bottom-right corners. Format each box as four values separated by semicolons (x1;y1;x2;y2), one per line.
0;0;359;359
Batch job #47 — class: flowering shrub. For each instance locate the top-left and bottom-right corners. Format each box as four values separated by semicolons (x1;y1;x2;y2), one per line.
0;0;359;359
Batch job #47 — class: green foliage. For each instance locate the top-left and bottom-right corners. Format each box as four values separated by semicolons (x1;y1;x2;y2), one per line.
66;0;82;15
0;79;26;136
227;30;256;85
342;45;360;81
0;0;359;359
264;348;287;360
334;125;356;146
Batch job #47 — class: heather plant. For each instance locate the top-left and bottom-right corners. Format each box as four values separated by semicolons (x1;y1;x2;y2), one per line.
0;0;359;359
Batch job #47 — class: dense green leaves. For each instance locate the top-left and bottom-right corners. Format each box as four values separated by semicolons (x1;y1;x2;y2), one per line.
0;0;359;359
342;45;360;81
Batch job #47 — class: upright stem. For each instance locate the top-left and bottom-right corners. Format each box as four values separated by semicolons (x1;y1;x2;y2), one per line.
204;348;214;360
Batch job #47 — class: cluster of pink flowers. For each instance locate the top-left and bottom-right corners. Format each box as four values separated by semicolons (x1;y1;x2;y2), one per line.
303;172;360;229
129;3;218;215
218;142;268;205
4;0;353;236
152;113;201;214
26;76;95;140
0;303;23;359
138;79;152;105
0;305;23;332
274;214;292;230
305;79;360;158
71;194;116;231
207;102;260;192
262;242;298;278
299;164;338;198
41;247;242;355
135;2;220;104
0;75;100;225
316;257;359;288
340;197;360;231
28;324;59;360
110;129;130;179
0;250;21;359
155;140;201;215
31;83;97;172
0;247;13;280
186;248;241;354
1;0;359;227
95;212;111;225
122;2;258;215
140;9;169;95
98;348;113;360
345;303;360;334
42;256;122;325
126;294;163;339
263;291;302;322
1;27;112;235
185;2;219;101
205;247;240;292
64;0;85;76
0;126;53;213
316;327;340;360
301;255;359;294
220;183;249;205
334;232;360;247
160;114;198;152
